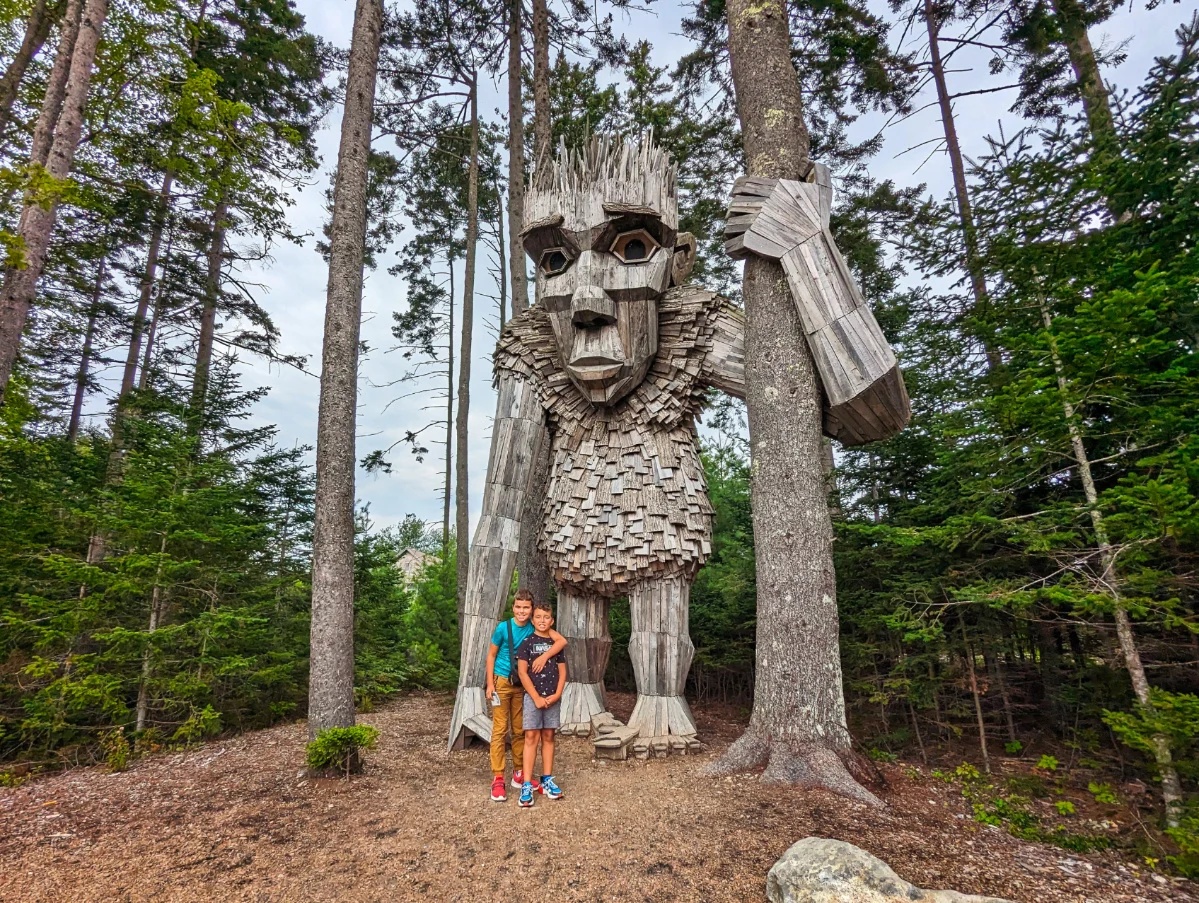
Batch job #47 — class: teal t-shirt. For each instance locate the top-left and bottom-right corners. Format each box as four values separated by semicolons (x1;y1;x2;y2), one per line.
491;618;535;679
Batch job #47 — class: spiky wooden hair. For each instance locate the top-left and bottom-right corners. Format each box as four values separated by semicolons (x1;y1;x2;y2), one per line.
526;132;678;229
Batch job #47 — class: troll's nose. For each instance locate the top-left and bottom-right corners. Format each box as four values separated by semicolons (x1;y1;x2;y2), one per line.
571;285;617;328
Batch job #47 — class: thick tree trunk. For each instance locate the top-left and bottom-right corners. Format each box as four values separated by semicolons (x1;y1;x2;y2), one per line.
28;0;81;169
496;192;507;327
923;0;999;369
0;0;56;138
506;0;529;313
67;253;103;442
707;0;877;804
307;0;383;741
189;196;227;430
455;76;480;619
1040;299;1182;826
0;0;103;399
531;0;550;162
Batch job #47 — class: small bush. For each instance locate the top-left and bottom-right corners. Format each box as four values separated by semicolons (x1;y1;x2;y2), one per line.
1088;781;1120;805
1055;800;1076;816
306;725;380;777
1004;740;1024;755
100;728;130;772
868;748;898;763
1035;754;1059;772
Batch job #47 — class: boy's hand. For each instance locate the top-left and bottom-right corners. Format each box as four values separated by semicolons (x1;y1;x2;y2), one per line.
531;652;551;674
535;695;548;709
485;679;494;699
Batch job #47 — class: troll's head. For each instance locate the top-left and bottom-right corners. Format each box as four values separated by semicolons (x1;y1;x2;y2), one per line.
523;134;695;405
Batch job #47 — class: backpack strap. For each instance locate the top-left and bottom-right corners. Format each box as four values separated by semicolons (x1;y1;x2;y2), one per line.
506;618;518;687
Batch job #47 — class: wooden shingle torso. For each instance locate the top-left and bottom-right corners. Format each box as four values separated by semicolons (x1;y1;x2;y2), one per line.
494;287;729;596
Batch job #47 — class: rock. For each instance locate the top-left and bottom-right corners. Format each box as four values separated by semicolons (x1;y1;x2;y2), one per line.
766;838;1013;903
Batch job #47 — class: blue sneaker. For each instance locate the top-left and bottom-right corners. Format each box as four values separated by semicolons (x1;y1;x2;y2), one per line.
540;775;563;800
519;781;535;808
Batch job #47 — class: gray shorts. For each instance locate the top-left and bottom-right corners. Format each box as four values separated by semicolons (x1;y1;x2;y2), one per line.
522;695;561;730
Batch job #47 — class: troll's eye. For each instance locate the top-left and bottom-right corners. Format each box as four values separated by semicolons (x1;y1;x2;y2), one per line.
610;229;660;264
540;247;572;276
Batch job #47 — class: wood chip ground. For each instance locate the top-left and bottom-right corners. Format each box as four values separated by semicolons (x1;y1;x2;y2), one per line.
1;692;1192;902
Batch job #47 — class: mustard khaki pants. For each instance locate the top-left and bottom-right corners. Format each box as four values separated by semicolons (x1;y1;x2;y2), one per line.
490;675;524;776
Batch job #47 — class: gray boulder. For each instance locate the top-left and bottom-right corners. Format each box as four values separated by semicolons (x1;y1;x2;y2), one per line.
766;838;1013;903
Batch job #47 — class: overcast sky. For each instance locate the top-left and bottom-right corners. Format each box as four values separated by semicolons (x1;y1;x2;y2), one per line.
225;0;1184;535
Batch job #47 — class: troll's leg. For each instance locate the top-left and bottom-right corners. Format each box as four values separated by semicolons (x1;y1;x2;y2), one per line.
556;585;611;734
628;575;697;742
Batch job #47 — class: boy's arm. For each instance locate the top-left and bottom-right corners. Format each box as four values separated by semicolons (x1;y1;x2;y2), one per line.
484;642;500;697
532;628;568;673
516;657;539;698
547;661;567;704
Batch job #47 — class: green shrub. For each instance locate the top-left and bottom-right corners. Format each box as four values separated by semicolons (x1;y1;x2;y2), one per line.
1004;740;1024;755
100;728;130;772
306;725;380;777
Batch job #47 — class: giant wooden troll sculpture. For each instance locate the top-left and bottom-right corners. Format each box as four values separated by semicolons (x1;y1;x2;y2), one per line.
448;135;910;752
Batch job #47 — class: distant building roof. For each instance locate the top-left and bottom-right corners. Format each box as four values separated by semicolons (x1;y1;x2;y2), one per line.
395;548;435;581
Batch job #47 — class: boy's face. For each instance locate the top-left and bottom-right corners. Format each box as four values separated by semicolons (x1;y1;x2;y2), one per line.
512;598;532;625
532;608;553;633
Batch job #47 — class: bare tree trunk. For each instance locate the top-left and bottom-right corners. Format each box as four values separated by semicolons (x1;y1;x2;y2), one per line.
455;75;480;619
307;0;383;742
120;170;173;399
531;0;550;162
923;0;999;369
1050;0;1117;151
135;531;169;732
960;611;991;773
706;0;877;804
507;0;529;313
443;255;454;555
1040;298;1181;827
28;0;81;168
0;0;56;138
0;0;104;399
496;193;507;327
67;253;103;442
189;196;227;431
986;645;1017;745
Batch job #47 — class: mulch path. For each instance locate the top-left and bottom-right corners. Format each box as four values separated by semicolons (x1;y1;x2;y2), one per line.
0;691;1193;902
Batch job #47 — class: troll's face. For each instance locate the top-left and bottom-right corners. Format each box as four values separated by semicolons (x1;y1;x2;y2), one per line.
523;137;695;406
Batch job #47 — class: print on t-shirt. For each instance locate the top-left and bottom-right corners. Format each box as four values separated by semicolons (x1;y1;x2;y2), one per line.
515;634;565;698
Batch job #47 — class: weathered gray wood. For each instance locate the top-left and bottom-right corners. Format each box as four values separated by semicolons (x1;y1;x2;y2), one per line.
447;372;549;750
726;171;910;445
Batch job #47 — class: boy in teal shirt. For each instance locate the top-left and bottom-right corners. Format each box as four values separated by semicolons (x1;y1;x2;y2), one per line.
484;589;566;801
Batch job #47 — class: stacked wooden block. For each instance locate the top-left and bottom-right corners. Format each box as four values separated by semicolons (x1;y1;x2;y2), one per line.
493;289;729;594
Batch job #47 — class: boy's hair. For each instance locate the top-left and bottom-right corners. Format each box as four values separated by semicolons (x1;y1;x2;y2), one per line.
514;589;534;604
533;601;553;616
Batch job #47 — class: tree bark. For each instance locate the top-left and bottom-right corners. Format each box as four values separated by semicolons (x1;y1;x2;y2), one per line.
706;0;877;804
531;0;550;163
455;75;479;619
0;0;102;400
120;170;173;399
28;0;81;169
0;0;57;139
960;611;991;773
188;195;228;431
923;0;999;369
67;253;103;442
507;0;529;313
135;531;169;732
307;0;383;741
443;253;454;554
1040;298;1182;826
1050;0;1116;152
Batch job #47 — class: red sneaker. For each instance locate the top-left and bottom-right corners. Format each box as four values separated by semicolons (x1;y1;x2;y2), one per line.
512;770;540;793
490;774;507;802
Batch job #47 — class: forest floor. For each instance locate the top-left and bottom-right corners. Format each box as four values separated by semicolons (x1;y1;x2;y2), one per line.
0;691;1194;903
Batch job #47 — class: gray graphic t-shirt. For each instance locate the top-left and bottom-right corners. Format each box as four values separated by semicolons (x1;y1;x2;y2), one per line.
515;634;565;699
